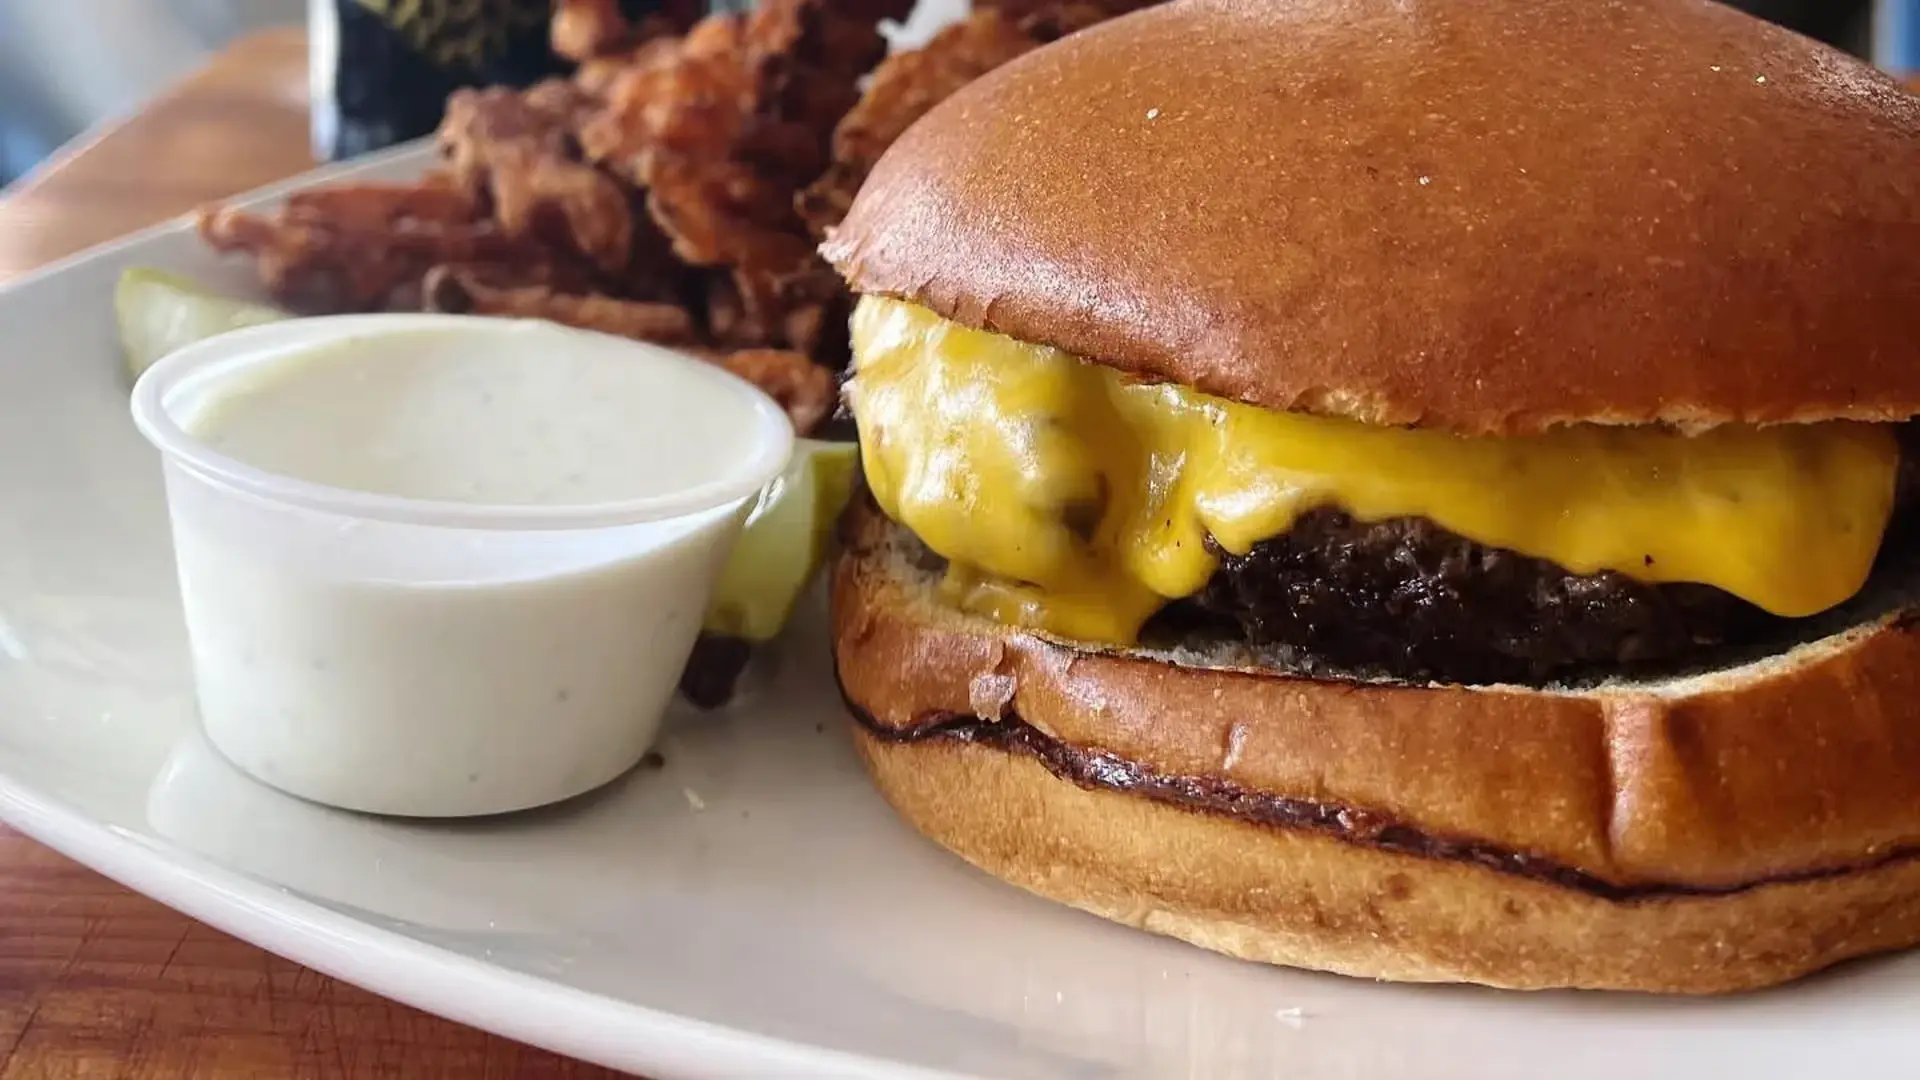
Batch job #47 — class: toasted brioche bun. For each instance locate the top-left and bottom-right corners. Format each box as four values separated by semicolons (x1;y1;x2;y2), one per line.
831;500;1920;992
823;0;1920;435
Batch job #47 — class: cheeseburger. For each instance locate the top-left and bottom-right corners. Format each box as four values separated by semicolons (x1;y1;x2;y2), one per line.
823;0;1920;993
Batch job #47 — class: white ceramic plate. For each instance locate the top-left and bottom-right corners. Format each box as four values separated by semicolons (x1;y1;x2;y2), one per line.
3;144;1918;1080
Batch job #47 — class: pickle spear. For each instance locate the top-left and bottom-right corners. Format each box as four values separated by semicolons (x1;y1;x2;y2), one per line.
703;439;859;642
114;267;289;383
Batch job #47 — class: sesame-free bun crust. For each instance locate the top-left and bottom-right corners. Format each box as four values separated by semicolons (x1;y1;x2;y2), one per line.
851;728;1920;993
824;0;1920;435
831;502;1920;992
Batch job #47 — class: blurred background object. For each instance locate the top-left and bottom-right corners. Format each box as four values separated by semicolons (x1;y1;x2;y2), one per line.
0;0;1909;190
0;0;303;186
1881;0;1920;71
310;0;702;161
310;0;563;161
1738;0;1874;54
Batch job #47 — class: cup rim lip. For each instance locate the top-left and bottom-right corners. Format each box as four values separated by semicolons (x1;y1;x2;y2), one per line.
129;313;796;531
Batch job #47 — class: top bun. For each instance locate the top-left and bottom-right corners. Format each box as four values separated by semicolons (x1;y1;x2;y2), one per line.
824;0;1920;435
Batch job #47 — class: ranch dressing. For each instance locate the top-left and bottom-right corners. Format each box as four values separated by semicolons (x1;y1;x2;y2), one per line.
188;332;757;506
134;317;792;817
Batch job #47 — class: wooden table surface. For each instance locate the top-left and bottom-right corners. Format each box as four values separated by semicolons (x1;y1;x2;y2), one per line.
0;29;623;1079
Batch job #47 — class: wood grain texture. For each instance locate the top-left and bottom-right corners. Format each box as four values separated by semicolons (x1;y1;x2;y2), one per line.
0;31;311;279
0;30;625;1080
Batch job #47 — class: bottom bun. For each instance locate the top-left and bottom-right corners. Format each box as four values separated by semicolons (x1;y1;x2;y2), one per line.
832;501;1920;993
851;725;1920;993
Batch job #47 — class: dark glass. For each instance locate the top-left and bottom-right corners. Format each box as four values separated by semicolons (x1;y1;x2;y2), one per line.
311;0;684;161
1725;0;1873;53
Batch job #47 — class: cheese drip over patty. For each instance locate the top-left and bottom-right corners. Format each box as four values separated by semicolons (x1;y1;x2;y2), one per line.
845;297;1900;644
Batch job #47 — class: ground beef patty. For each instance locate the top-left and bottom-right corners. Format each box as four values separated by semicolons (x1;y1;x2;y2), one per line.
1169;429;1920;686
1175;510;1774;685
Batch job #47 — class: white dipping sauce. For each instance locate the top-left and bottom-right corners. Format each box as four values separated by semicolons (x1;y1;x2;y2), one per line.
190;332;754;505
133;317;792;817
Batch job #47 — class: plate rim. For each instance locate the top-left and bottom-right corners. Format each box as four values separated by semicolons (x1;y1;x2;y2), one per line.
0;144;975;1080
0;772;971;1080
0;139;434;302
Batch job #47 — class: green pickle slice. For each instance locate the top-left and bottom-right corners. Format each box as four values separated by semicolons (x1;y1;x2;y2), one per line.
112;267;854;646
703;439;858;642
115;267;289;383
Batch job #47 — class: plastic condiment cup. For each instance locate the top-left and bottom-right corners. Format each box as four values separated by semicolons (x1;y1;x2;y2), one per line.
130;314;793;818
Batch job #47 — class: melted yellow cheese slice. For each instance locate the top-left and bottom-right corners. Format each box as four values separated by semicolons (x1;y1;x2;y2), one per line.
847;297;1900;644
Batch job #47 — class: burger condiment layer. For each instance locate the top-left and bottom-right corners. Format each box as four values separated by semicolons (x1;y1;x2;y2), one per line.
846;298;1899;645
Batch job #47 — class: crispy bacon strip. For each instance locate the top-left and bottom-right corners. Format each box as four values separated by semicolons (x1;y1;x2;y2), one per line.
796;9;1043;238
712;348;838;433
278;177;479;229
438;86;634;274
424;264;698;344
197;0;1146;412
553;0;706;63
576;0;912;363
552;0;633;61
574;36;681;97
795;0;1150;238
197;204;538;312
